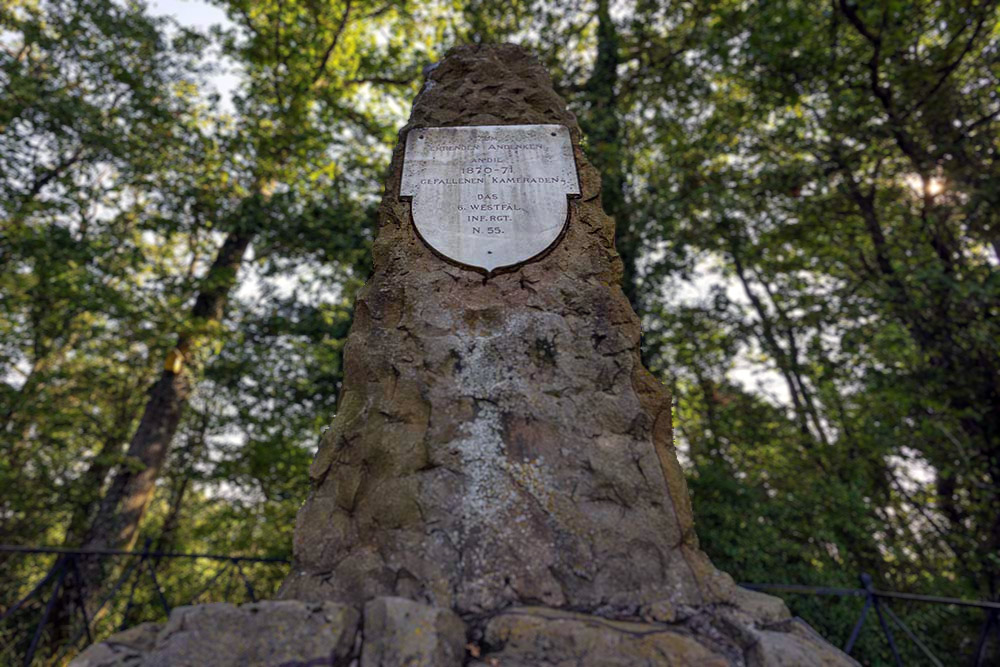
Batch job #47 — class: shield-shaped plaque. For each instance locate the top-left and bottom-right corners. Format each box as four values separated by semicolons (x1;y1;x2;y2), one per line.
400;124;580;273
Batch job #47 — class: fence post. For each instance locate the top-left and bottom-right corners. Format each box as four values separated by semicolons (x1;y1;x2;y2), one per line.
146;557;171;616
23;556;68;667
119;543;150;630
861;573;903;667
67;555;93;645
233;558;257;603
844;584;873;655
0;558;61;625
973;609;996;667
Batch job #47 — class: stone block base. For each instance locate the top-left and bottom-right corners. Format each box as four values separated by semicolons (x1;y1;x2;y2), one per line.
71;597;856;667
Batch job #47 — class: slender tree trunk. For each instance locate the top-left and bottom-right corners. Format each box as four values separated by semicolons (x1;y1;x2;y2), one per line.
750;266;831;447
75;230;253;606
155;411;209;553
580;0;639;312
730;247;812;439
64;438;127;546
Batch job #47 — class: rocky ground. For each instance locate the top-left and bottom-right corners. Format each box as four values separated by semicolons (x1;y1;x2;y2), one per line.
72;597;855;666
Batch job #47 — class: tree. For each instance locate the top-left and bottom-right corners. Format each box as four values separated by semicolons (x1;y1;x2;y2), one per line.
634;1;1000;660
76;0;440;610
3;0;441;657
1;0;205;557
4;1;998;663
456;1;999;661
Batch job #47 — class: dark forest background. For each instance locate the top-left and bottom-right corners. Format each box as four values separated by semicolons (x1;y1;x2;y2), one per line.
2;0;998;664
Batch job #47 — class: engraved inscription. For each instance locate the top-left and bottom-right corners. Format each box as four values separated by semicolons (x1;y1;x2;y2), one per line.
400;124;580;272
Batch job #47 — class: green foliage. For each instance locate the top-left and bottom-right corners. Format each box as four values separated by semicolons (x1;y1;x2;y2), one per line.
2;1;998;665
1;0;442;662
1;0;204;554
633;2;1000;663
452;1;999;663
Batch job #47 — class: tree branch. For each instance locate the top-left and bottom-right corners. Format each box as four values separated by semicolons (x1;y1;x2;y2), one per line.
312;0;353;86
346;75;416;87
837;0;931;172
904;12;988;118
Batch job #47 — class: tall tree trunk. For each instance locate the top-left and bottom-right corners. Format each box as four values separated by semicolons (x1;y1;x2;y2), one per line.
75;230;253;606
580;0;638;312
156;410;209;553
63;381;143;545
64;438;127;546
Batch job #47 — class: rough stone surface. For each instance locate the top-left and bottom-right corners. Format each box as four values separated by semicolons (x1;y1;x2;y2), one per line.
478;606;730;666
69;601;359;667
361;596;466;667
70;623;160;667
279;41;736;619
273;40;856;667
746;619;860;667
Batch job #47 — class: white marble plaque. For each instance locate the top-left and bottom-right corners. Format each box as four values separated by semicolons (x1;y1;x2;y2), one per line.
400;124;580;273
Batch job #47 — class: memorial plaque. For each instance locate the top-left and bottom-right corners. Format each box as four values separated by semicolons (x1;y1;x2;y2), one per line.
400;124;580;273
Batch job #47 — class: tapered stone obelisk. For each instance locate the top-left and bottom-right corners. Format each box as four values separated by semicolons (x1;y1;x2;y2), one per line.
282;45;724;615
277;44;855;665
73;45;856;667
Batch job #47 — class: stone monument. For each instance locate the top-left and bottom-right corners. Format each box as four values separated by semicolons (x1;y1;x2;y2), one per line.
73;44;856;667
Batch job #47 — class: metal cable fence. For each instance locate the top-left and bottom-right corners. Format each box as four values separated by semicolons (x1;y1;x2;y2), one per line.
0;542;289;666
2;544;999;666
744;575;1000;667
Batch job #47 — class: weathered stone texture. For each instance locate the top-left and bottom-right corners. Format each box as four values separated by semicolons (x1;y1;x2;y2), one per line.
279;41;732;620
361;596;466;667
746;619;860;667
69;622;161;667
478;606;730;666
69;601;359;667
